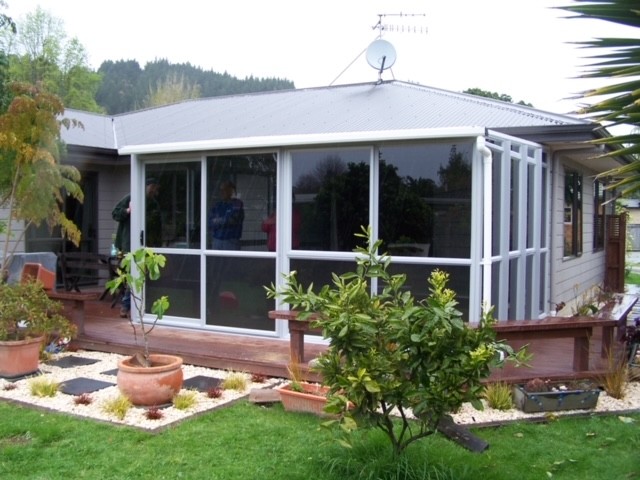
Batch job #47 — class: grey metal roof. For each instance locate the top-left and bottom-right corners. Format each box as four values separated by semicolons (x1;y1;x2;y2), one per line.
62;80;595;151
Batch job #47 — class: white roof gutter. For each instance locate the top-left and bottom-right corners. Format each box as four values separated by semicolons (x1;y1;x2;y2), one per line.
118;127;487;155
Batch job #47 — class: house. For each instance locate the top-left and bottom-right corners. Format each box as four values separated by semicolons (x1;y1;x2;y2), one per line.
20;80;628;339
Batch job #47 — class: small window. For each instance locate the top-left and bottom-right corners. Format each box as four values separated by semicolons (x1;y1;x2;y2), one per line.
593;179;606;251
564;171;582;257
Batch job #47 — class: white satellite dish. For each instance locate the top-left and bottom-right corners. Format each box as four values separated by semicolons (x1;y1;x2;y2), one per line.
366;39;397;73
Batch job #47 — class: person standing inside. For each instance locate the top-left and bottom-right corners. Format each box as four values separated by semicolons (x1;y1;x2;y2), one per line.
112;177;162;317
208;180;244;250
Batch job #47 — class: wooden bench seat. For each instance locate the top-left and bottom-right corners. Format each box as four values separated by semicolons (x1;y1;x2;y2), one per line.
269;293;637;372
58;252;113;293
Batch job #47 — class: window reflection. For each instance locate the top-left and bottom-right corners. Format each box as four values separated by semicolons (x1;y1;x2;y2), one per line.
145;253;201;318
207;154;277;251
292;149;370;251
379;143;473;258
146;163;201;249
205;256;276;331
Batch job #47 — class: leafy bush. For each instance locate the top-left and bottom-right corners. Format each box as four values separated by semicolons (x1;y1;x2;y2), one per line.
267;226;527;456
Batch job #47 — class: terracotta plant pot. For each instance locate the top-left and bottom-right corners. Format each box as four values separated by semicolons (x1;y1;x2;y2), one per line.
277;382;330;416
0;335;44;378
117;353;184;406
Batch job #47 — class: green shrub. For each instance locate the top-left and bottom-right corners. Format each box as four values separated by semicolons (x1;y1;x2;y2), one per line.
267;226;528;457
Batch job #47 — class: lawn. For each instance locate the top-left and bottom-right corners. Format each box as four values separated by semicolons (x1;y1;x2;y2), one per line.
626;269;640;286
0;401;638;479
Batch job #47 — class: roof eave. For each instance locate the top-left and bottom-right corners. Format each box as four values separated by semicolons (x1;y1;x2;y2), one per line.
118;127;488;155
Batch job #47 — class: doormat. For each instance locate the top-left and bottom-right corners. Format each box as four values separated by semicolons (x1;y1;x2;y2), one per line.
46;356;99;368
59;377;115;395
0;351;283;432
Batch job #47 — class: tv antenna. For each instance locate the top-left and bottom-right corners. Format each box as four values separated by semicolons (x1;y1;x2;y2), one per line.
329;12;427;86
372;13;428;38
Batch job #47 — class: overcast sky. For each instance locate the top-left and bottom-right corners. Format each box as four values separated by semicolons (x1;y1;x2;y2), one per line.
4;0;633;114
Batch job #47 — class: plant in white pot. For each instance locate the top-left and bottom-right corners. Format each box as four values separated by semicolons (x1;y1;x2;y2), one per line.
107;247;183;406
0;280;77;378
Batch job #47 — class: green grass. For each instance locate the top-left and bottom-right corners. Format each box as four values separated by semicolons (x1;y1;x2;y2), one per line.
0;401;638;479
625;269;640;285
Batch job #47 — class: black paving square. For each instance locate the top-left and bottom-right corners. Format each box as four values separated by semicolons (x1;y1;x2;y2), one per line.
46;356;99;368
183;375;222;392
59;377;115;395
101;368;118;376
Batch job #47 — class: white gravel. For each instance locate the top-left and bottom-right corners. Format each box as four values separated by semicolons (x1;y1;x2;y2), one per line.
0;351;283;431
1;350;638;430
450;381;640;426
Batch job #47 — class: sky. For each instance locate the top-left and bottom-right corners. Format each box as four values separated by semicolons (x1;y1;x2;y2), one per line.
4;0;635;115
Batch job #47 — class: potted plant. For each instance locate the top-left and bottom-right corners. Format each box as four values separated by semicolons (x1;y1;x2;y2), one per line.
512;377;602;413
277;360;332;416
0;279;77;378
106;247;183;406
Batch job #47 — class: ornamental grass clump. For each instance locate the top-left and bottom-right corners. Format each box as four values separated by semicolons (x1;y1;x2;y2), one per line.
28;377;58;397
483;382;513;410
266;226;528;457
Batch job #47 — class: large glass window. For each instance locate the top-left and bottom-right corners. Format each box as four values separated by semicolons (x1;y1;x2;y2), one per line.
145;162;201;248
292;148;370;251
206;154;276;251
205;256;275;330
146;253;200;318
378;142;473;258
564;171;582;257
204;153;277;332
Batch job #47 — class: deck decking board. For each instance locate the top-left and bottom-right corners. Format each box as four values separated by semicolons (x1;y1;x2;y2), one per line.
72;296;625;383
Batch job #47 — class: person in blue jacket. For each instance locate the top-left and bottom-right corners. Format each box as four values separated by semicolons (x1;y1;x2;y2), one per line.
208;180;244;250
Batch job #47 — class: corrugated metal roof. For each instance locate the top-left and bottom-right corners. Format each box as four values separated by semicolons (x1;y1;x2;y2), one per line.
62;80;594;151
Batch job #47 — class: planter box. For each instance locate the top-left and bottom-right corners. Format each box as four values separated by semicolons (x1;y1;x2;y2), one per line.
277;382;330;416
513;383;601;413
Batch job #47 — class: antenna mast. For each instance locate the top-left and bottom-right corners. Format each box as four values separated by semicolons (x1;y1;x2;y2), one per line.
372;12;428;38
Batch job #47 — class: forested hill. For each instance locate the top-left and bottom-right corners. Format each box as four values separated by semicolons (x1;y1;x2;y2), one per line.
96;58;295;114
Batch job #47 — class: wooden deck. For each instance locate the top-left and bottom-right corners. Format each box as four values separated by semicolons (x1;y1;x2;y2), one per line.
70;295;627;384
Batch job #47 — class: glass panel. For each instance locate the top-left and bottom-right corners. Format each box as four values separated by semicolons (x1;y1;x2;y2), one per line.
540;161;548;248
207;154;277;251
387;263;471;321
146;253;200;318
146;163;201;249
509;157;519;251
527;164;535;248
491;150;502;256
206;256;276;331
539;251;547;314
491;261;502;318
292;148;370;251
289;258;364;336
379;142;473;259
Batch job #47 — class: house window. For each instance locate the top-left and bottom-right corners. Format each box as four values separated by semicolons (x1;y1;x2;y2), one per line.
593;179;606;251
564;171;582;257
291;148;370;252
378;142;473;258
